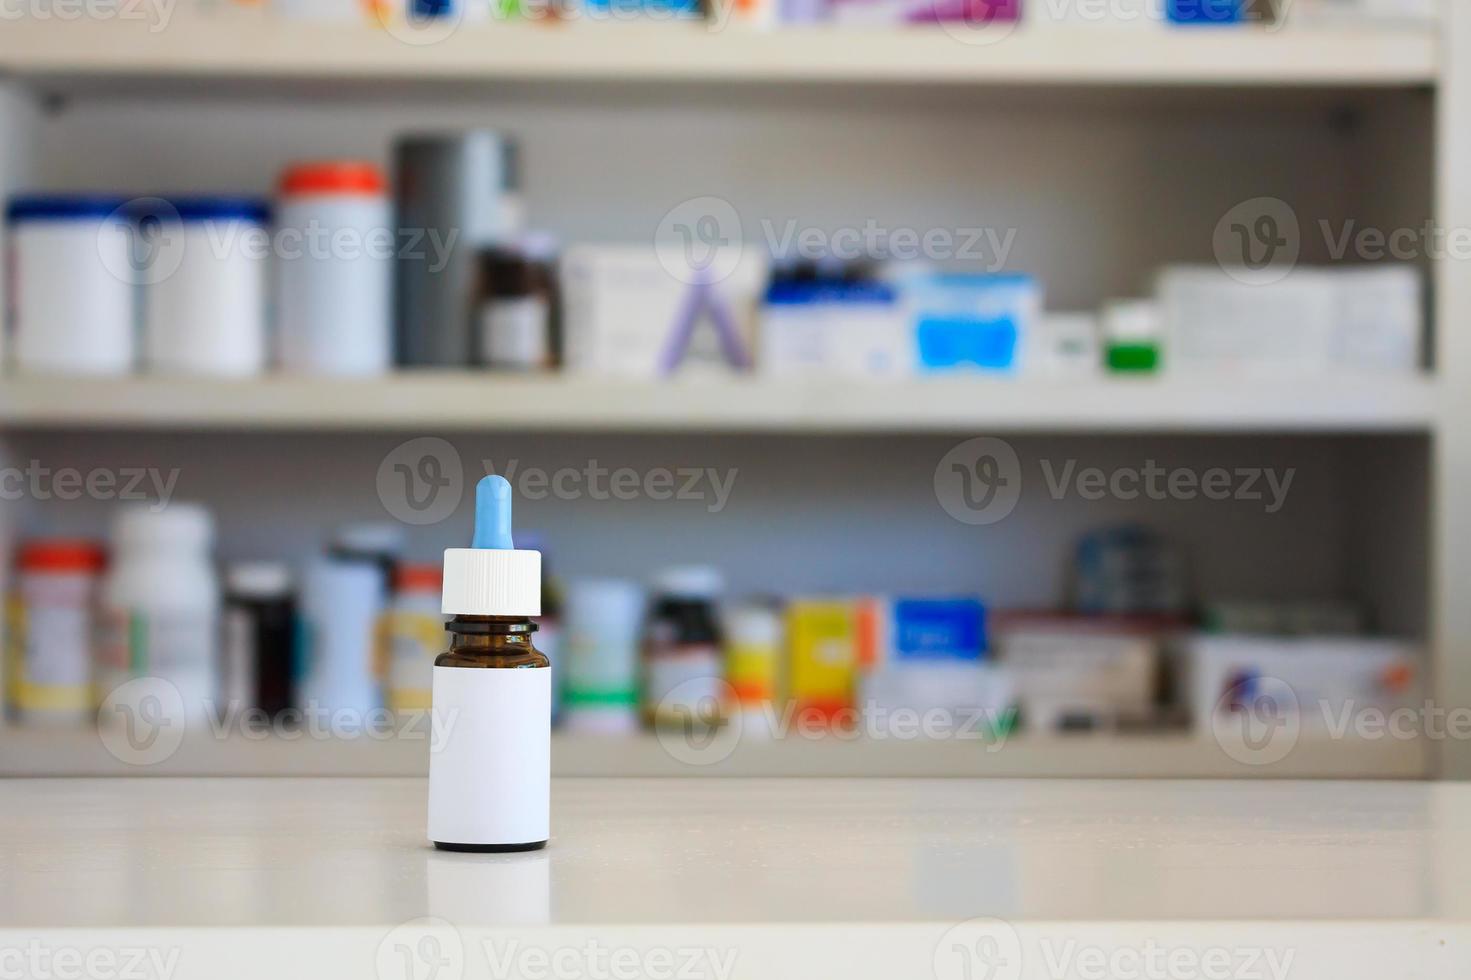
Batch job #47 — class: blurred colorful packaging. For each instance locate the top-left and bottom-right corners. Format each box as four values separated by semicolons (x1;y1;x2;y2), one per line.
1182;634;1421;735
994;612;1166;732
382;564;445;712
785;599;864;727
828;0;1019;24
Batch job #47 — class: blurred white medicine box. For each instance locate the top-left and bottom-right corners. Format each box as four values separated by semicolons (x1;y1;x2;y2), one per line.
1027;313;1101;378
757;280;912;379
1157;265;1422;376
1294;0;1437;25
859;663;1015;739
995;626;1158;731
1182;634;1422;735
560;246;768;378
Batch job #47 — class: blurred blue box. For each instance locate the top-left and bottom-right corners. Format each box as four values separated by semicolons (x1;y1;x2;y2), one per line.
891;598;988;662
904;273;1039;373
1167;0;1244;24
580;0;701;15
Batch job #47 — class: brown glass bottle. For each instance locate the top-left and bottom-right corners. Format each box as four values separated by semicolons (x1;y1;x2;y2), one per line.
432;614;550;853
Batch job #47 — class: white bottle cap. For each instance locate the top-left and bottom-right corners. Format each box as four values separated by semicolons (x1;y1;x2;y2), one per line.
441;475;541;616
227;561;292;598
653;565;723;599
113;503;214;553
442;548;541;616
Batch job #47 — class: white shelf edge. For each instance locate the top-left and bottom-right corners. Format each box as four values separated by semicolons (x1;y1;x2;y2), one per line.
0;728;1433;779
0;374;1438;434
0;19;1438;88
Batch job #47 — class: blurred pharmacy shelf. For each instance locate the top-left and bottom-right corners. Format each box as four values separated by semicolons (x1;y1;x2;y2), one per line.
0;374;1440;434
0;727;1431;779
0;18;1437;91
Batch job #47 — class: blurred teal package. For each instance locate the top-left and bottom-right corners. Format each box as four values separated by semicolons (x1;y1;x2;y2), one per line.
902;273;1041;373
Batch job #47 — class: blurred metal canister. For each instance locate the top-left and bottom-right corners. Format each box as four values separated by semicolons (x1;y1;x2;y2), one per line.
394;132;522;366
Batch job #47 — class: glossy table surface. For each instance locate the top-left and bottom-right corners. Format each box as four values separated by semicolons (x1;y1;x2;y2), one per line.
1;778;1467;978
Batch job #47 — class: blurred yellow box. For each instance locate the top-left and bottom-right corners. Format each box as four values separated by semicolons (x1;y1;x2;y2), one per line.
786;600;862;724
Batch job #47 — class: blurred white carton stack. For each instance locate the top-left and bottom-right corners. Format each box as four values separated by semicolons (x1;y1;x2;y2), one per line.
994;619;1161;731
1182;634;1422;736
560;245;768;379
859;664;1016;739
1157;265;1422;376
1291;0;1437;26
1027;313;1101;378
757;282;912;380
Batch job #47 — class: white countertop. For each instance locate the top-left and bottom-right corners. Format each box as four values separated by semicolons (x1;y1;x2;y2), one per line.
2;778;1468;979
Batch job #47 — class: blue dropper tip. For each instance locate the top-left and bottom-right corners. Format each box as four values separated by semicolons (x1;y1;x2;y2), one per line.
471;475;516;550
